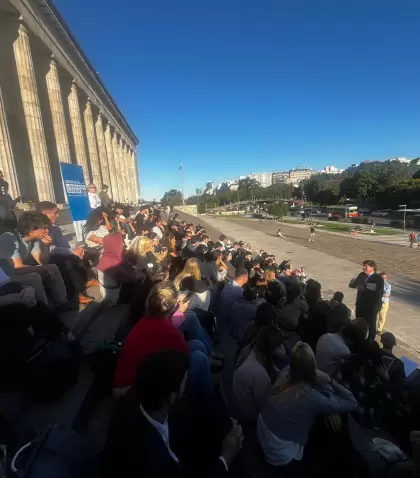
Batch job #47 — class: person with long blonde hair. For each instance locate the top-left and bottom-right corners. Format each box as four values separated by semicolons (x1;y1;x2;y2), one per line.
257;341;357;468
173;258;201;291
127;236;153;269
174;258;213;311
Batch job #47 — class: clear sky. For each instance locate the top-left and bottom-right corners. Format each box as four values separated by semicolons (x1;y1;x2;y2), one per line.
57;0;420;200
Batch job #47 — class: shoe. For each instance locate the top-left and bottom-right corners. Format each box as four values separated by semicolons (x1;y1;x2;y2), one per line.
79;294;94;304
86;279;100;288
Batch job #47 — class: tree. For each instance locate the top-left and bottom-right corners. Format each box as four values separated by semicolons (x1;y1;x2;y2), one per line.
413;169;420;179
267;202;289;219
238;177;261;199
161;189;183;206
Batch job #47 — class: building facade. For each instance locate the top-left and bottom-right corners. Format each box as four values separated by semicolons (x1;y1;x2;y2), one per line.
248;172;272;189
0;0;139;204
284;168;313;185
272;171;289;184
321;165;344;174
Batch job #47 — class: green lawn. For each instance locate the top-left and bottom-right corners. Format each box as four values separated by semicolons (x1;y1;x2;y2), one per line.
283;218;400;235
211;214;400;235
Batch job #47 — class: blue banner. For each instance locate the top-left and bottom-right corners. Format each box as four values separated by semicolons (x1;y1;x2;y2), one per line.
60;163;91;221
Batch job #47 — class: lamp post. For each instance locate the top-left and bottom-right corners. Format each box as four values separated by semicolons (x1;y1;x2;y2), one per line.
399;204;407;233
179;164;185;205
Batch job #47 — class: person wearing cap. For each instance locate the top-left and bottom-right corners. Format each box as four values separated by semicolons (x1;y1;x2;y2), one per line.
87;184;101;209
380;332;406;396
99;185;112;209
377;272;391;335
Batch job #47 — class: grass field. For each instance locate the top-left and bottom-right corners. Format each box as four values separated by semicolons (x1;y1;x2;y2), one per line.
211;214;400;236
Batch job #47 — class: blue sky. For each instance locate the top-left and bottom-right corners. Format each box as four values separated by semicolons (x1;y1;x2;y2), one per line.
57;0;420;200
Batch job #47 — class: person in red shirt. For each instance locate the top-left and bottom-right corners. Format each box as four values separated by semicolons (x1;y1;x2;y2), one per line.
113;281;212;398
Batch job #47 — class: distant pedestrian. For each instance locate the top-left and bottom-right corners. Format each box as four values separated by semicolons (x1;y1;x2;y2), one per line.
417;233;420;250
88;184;101;209
309;225;315;242
99;185;112;209
409;231;416;248
377;272;391;335
277;228;285;239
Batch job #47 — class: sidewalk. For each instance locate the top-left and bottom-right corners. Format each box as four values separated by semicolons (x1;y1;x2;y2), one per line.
200;215;420;359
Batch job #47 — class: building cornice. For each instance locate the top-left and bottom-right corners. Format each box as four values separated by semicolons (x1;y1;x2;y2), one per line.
10;0;138;147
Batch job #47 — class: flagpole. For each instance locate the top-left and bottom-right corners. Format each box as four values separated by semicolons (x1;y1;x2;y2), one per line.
179;164;185;205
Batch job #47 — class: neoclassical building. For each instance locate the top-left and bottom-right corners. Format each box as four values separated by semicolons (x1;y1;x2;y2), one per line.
0;0;139;204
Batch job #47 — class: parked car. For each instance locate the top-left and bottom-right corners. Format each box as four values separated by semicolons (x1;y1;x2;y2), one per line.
371;210;389;217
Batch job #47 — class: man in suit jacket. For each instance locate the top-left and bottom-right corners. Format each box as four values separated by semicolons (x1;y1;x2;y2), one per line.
102;350;243;478
349;259;384;339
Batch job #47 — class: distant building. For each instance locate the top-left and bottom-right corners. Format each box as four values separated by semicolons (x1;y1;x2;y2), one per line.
321;165;344;174
203;182;215;195
284;168;313;185
248;172;272;188
272;172;289;184
388;157;411;164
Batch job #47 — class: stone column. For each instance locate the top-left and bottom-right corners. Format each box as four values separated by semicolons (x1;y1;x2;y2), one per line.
67;80;89;183
132;149;140;201
124;144;134;201
0;85;19;198
84;99;101;187
118;137;128;203
13;19;54;201
95;112;112;196
45;56;71;165
129;146;137;202
111;130;122;201
104;122;119;201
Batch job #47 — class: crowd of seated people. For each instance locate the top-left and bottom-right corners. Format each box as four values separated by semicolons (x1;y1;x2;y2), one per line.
1;199;420;477
77;205;416;477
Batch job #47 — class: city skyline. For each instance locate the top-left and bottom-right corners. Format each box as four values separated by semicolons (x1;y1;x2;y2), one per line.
179;157;416;200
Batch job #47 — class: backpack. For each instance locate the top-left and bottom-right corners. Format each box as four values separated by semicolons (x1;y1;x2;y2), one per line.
24;337;81;401
10;424;96;478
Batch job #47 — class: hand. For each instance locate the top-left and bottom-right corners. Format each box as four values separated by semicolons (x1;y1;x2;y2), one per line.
19;287;37;307
41;234;52;245
73;246;84;258
324;413;342;432
102;212;108;219
221;420;243;467
316;369;332;387
376;365;389;381
177;294;190;313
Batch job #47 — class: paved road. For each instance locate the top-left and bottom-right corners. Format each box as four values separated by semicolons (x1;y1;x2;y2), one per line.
239;217;420;282
178;210;420;360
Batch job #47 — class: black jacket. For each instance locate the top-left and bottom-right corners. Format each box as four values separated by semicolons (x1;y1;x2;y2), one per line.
102;396;228;478
351;272;384;318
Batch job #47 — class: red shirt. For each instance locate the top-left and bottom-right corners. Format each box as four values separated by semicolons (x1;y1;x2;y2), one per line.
113;316;189;388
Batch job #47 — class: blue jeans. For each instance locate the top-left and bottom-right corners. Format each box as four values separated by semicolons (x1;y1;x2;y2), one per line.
178;310;213;355
186;340;213;396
